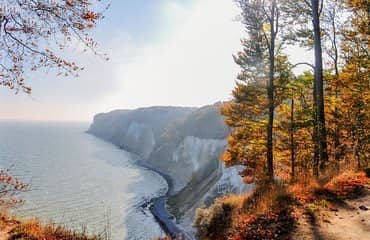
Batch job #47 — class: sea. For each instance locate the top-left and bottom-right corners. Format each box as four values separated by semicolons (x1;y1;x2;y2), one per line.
0;121;168;240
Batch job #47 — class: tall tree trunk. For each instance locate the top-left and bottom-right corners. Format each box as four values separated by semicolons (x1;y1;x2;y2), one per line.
290;98;295;180
313;79;320;178
311;0;329;171
267;0;276;181
331;6;341;170
333;100;341;170
333;58;341;170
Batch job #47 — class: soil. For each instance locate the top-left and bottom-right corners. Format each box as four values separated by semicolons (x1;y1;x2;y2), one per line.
291;185;370;240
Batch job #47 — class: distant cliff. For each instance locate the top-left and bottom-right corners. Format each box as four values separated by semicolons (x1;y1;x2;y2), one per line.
87;103;247;234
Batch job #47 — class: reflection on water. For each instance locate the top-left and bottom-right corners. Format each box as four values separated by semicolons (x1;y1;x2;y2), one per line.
0;121;167;240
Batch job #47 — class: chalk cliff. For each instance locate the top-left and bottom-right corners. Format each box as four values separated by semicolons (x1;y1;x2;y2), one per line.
87;103;247;234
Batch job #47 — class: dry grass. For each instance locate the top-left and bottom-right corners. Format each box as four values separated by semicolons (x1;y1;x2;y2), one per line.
0;211;107;240
235;182;293;215
286;170;369;205
10;219;103;240
193;182;295;240
154;236;173;240
220;193;251;210
287;179;321;204
229;183;295;239
193;170;370;240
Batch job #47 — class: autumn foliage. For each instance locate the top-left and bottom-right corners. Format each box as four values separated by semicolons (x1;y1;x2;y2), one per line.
194;171;369;240
0;169;28;207
0;214;106;240
323;171;369;197
221;0;369;183
0;0;106;93
195;1;369;239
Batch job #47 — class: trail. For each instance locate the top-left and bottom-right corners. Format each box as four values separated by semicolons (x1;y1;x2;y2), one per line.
292;186;370;240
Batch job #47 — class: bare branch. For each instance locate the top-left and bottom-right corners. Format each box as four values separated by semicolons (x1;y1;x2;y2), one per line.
304;0;312;9
319;0;324;16
290;62;315;70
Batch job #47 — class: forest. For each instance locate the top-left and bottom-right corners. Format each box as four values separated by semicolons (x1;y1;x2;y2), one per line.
191;0;369;239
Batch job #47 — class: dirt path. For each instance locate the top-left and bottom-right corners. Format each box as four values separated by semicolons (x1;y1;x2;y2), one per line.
292;186;370;240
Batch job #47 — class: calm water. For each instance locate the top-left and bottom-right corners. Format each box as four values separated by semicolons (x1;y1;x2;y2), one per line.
0;121;167;240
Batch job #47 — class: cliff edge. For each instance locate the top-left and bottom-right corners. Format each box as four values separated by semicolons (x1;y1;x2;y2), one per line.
87;103;247;234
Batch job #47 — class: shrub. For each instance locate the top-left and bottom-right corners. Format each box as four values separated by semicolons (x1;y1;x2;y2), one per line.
193;201;233;240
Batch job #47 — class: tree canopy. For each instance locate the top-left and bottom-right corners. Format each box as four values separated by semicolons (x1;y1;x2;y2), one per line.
222;0;369;183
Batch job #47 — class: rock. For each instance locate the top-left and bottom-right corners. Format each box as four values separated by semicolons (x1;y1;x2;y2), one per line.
359;205;368;211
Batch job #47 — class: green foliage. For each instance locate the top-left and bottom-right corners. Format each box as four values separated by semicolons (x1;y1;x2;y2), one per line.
223;0;369;183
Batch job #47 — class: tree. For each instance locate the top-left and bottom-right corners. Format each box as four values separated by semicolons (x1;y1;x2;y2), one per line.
276;72;315;179
264;0;279;180
222;0;268;183
222;0;368;187
223;0;286;181
0;0;106;93
339;0;370;169
322;0;343;169
281;0;329;175
307;0;329;171
221;82;268;184
229;0;282;181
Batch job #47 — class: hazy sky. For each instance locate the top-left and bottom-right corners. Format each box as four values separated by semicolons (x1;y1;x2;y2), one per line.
0;0;312;122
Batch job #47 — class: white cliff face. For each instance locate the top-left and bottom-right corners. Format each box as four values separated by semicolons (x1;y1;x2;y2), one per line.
122;122;156;159
171;136;226;193
210;165;251;196
88;105;249;238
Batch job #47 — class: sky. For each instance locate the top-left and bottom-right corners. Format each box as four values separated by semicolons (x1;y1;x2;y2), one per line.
0;0;312;122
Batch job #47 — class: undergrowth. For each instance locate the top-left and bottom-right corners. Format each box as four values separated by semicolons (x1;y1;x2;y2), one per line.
0;211;109;240
192;170;369;240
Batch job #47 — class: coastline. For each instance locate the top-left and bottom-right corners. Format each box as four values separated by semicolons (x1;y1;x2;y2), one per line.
136;161;187;239
85;131;190;239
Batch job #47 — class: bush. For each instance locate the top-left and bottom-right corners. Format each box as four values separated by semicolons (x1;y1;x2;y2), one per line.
193;201;233;240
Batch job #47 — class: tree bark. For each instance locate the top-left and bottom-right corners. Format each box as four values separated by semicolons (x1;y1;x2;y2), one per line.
266;0;276;181
329;5;341;170
290;98;295;180
311;0;329;171
313;78;320;178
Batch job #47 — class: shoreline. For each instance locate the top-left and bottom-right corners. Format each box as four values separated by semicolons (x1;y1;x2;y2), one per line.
135;161;187;239
85;132;189;239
